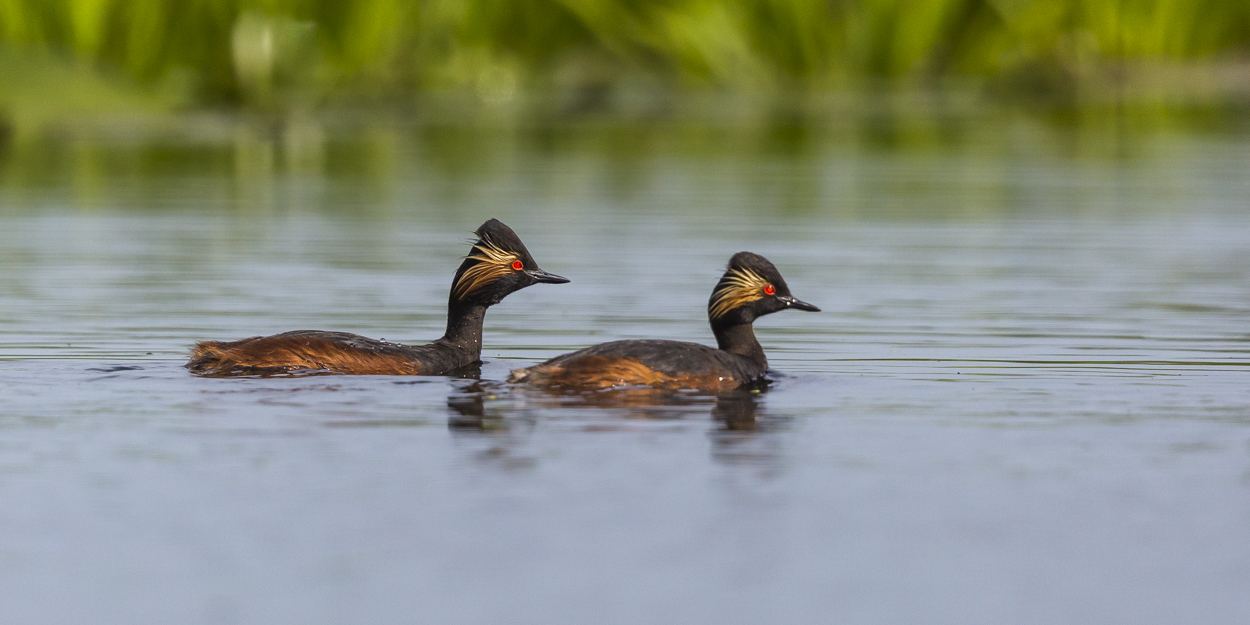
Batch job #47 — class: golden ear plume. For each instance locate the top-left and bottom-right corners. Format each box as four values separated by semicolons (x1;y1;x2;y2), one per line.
709;266;769;319
453;236;520;300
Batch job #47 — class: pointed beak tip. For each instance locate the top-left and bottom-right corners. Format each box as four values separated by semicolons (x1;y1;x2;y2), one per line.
530;270;570;284
785;297;820;312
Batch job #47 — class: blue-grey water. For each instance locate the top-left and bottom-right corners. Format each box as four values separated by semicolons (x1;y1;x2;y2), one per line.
1;111;1248;623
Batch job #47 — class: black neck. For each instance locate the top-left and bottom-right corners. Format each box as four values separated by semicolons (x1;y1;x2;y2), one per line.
440;301;488;360
712;322;767;368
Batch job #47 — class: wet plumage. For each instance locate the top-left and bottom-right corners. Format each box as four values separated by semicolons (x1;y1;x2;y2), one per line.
188;219;568;376
510;252;818;391
188;331;442;375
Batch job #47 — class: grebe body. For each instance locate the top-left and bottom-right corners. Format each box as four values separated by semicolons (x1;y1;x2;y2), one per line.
188;219;567;376
510;252;817;391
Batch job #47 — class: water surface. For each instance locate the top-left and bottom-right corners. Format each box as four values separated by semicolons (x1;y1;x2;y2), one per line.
1;110;1248;623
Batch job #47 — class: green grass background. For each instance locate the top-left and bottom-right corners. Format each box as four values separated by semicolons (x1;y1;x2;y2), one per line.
1;0;1247;111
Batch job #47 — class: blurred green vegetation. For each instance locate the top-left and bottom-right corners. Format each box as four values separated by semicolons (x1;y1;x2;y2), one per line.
0;0;1247;119
2;104;1243;222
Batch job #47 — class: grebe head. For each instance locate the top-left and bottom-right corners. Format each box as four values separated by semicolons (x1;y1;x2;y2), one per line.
708;252;819;326
451;219;569;306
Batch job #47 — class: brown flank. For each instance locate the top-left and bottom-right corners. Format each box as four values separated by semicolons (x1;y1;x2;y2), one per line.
188;336;424;376
510;355;739;392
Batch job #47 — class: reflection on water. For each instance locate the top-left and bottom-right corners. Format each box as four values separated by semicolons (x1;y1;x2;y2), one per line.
713;390;765;431
455;375;770;430
1;107;1249;623
448;381;782;467
446;381;501;430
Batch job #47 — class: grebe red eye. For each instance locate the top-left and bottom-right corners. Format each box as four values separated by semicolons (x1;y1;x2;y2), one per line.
511;260;524;270
764;284;776;295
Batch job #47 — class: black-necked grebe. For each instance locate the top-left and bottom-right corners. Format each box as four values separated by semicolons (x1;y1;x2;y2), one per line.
188;219;568;376
509;252;817;391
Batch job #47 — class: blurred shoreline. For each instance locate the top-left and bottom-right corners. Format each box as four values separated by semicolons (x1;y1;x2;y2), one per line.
3;69;1249;145
2;0;1249;142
